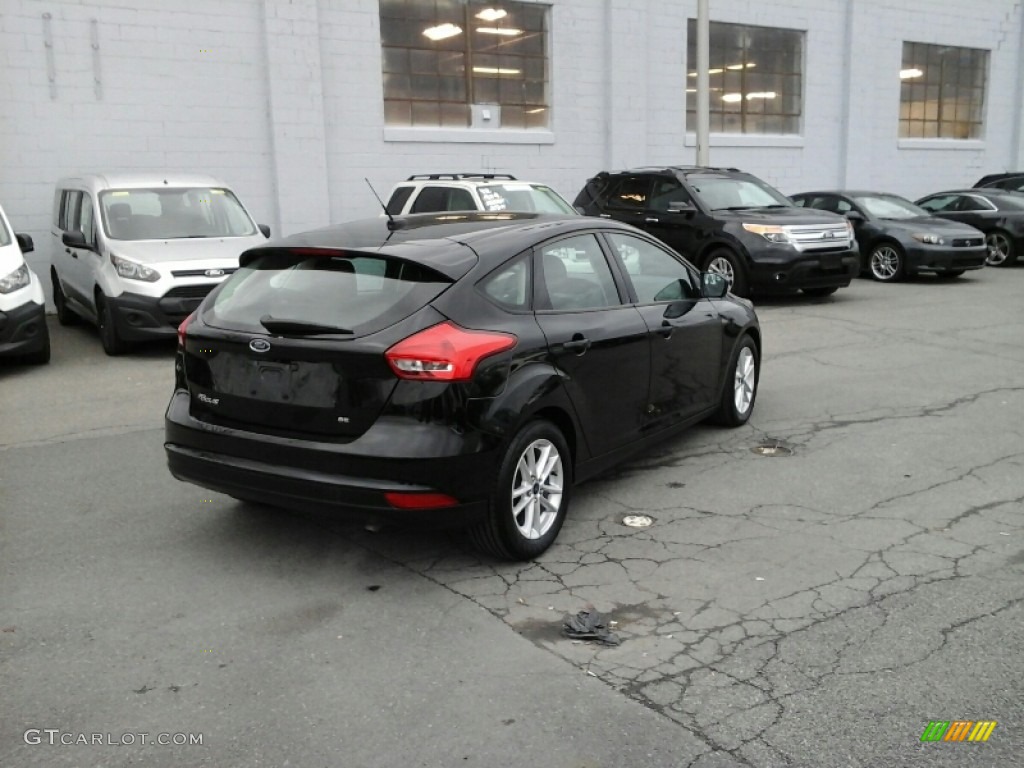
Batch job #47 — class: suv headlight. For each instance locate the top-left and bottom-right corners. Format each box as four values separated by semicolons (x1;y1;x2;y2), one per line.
742;223;792;244
0;263;30;294
110;254;160;282
911;233;945;245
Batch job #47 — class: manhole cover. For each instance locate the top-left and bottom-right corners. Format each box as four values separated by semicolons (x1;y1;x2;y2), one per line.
751;442;793;457
622;514;654;528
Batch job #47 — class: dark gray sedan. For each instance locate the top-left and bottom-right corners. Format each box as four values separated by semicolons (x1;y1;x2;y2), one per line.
791;191;986;282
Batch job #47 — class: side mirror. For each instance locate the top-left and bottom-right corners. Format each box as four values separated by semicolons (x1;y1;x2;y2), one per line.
258;224;271;238
15;233;34;254
845;211;865;223
62;230;91;250
701;272;729;299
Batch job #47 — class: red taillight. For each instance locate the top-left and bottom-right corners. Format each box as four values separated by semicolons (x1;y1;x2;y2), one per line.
177;312;194;349
384;492;459;510
385;321;516;382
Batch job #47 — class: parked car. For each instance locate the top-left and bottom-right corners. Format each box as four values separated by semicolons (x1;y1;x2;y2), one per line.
165;212;760;560
790;191;986;281
385;173;577;216
574;166;858;297
50;173;271;355
915;188;1024;267
974;173;1024;194
0;204;49;364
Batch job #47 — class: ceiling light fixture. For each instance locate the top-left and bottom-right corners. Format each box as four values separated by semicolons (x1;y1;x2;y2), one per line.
722;93;742;103
900;68;924;79
472;66;522;75
422;23;462;41
746;91;777;99
476;8;508;22
477;27;523;36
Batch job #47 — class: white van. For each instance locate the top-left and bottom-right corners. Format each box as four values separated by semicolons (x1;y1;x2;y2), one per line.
0;203;49;364
50;174;270;355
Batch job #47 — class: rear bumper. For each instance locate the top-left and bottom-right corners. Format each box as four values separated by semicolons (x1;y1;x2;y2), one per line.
0;300;48;357
903;244;987;274
164;390;497;526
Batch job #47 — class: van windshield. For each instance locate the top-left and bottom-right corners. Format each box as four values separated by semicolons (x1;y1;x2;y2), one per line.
0;213;10;246
99;188;258;241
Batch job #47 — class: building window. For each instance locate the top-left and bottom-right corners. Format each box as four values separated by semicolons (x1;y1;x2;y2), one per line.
379;1;549;129
685;20;803;135
899;42;987;139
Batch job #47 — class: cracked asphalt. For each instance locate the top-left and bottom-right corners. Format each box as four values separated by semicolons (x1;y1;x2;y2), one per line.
3;268;1023;767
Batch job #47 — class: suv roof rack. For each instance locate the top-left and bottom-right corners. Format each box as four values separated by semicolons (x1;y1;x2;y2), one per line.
613;165;742;174
406;173;518;181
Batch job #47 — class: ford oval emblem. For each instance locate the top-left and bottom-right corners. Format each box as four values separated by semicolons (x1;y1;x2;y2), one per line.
249;338;271;353
205;268;225;277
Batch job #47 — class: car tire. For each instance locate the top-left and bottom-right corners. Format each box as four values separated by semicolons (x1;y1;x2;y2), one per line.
469;419;571;561
703;249;749;297
802;286;838;297
96;292;129;356
985;231;1016;267
868;242;904;282
711;335;759;427
51;270;78;326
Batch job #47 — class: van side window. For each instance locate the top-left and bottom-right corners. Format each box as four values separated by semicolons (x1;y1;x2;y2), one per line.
60;190;81;231
79;195;96;246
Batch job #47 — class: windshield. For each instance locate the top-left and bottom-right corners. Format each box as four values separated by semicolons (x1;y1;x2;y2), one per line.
477;184;576;214
204;251;452;337
99;188;258;241
853;195;928;219
687;176;793;211
0;211;10;247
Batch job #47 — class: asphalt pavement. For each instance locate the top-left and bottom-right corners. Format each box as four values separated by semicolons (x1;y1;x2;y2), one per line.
2;268;1023;767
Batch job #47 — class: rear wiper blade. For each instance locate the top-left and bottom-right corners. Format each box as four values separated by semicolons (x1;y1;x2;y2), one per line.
259;315;353;335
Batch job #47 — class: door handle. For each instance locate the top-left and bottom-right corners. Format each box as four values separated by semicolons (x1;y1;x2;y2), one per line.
599;213;611;218
563;334;591;355
66;248;77;258
645;217;659;223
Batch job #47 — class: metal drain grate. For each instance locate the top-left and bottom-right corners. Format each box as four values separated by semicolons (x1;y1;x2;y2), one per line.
622;514;654;528
751;441;794;457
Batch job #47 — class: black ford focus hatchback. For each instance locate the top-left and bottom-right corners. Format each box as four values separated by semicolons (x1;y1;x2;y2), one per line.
165;212;761;560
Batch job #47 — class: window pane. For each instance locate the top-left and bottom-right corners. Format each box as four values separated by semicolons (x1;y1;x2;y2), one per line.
900;40;987;140
539;235;622;311
607;234;700;303
380;0;549;128
686;19;803;135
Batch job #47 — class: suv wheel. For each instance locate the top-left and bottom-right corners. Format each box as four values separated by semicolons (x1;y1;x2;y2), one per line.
470;419;571;561
96;292;129;356
51;270;78;326
704;249;748;297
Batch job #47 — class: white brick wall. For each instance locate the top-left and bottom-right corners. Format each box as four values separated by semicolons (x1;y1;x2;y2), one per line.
0;0;1021;308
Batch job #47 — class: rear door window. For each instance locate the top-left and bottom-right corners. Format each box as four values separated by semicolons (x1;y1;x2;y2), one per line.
204;251;453;337
605;177;651;211
536;234;623;311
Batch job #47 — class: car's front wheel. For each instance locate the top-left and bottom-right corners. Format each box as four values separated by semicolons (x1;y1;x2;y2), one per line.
51;270;78;326
96;292;129;356
470;419;571;561
985;231;1016;266
869;242;904;282
711;335;759;427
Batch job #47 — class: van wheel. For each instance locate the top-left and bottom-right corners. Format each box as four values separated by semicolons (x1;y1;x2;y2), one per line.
469;419;571;561
96;293;129;356
51;271;78;326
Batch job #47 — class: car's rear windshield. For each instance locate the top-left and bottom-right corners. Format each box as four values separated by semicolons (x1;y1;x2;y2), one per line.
477;184;576;214
99;187;257;241
202;250;453;337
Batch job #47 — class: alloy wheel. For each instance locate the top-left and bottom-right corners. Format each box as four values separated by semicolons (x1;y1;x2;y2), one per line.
707;255;735;286
734;346;756;415
511;439;564;540
870;245;900;280
985;233;1011;266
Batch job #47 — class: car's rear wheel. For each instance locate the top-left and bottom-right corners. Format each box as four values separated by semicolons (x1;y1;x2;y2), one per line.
985;231;1016;266
802;286;838;297
711;336;759;427
869;243;904;282
704;249;749;297
51;270;78;326
470;419;571;561
96;292;129;356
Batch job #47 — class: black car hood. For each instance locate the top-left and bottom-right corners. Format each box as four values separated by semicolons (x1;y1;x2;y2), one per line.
713;207;846;225
871;216;983;237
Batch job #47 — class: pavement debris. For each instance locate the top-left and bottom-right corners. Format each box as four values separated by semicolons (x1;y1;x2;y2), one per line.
562;610;621;646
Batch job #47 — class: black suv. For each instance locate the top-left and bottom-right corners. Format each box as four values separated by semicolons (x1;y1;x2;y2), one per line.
575;166;859;297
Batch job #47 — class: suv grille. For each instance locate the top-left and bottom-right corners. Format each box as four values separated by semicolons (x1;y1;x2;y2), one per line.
785;224;852;252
